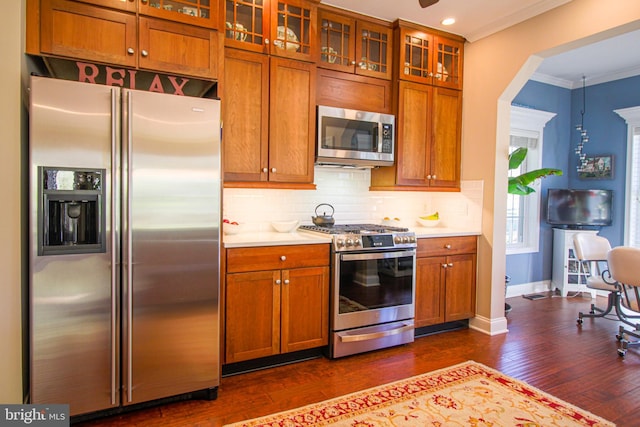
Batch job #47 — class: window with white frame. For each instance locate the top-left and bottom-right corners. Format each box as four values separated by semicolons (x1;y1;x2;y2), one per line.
615;106;640;247
507;106;556;255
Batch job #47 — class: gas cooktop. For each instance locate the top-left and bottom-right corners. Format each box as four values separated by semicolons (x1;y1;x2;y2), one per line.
298;224;416;252
298;223;410;234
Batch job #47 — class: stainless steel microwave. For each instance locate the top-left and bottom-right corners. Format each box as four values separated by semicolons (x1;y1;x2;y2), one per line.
316;105;395;167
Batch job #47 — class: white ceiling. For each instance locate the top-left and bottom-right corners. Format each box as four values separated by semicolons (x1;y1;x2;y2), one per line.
320;0;640;89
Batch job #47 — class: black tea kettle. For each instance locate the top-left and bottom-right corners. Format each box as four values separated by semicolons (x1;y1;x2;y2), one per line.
312;203;335;226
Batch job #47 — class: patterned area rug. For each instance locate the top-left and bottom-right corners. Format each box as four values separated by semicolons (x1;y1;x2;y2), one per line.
224;361;614;427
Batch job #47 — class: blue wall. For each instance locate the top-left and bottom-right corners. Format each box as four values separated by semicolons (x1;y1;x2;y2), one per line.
506;75;640;286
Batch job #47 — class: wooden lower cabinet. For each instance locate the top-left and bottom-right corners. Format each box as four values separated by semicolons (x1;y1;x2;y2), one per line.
224;244;329;364
414;236;477;328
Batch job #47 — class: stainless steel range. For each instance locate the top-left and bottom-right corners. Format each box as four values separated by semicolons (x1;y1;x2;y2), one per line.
299;224;417;358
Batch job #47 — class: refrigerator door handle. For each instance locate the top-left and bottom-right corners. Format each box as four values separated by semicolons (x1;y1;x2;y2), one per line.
125;91;134;404
110;88;118;406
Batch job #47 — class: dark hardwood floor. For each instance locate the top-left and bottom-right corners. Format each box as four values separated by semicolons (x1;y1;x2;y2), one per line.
77;294;640;426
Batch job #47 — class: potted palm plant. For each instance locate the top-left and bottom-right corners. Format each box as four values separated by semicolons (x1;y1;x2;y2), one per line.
506;147;562;313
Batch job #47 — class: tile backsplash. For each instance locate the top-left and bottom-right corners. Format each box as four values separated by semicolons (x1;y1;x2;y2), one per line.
223;167;483;232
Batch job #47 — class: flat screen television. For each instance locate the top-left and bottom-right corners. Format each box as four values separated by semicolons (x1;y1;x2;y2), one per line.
547;188;613;227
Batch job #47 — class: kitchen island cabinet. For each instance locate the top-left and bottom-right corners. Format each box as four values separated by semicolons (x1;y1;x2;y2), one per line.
414;236;476;327
222;49;316;186
224;244;329;364
31;0;220;80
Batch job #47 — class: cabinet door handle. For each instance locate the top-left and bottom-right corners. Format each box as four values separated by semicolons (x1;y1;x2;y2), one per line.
141;50;149;57
275;279;282;285
350;60;356;65
280;255;286;261
262;167;268;173
284;279;290;285
141;0;148;3
442;263;448;268
444;244;452;249
432;175;437;179
448;262;454;267
427;174;432;179
271;167;277;173
265;38;270;45
127;48;135;55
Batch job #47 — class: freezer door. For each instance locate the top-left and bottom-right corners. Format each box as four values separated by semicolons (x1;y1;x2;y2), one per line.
121;89;221;405
29;76;121;416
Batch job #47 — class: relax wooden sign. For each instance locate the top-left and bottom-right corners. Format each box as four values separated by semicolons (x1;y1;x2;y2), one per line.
42;57;216;98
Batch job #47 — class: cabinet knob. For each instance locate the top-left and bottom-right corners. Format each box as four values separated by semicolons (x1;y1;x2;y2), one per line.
284;279;290;285
280;255;286;261
265;39;270;45
271;167;277;173
448;262;454;267
127;48;135;55
275;279;281;285
351;60;356;65
442;263;448;268
141;0;148;3
141;50;149;57
432;175;437;180
445;244;452;249
427;174;432;179
262;167;268;173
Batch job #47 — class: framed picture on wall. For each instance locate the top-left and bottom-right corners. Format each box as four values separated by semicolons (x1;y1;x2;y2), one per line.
578;154;614;180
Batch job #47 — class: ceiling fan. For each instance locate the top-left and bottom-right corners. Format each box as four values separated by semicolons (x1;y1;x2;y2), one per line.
419;0;439;7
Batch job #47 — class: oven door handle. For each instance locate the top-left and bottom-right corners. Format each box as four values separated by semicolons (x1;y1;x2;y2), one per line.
341;250;415;262
338;322;414;343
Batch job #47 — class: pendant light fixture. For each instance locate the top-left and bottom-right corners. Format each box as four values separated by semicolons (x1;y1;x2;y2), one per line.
575;76;589;172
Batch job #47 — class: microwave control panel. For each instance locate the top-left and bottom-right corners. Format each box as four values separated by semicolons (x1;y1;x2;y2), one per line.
381;123;393;153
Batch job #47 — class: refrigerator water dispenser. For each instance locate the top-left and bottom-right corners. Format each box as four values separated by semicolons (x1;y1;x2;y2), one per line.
39;167;106;255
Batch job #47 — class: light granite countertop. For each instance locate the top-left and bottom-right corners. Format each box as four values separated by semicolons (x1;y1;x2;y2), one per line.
223;227;480;248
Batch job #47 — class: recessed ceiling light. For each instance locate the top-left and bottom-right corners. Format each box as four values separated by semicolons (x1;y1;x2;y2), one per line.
441;17;455;26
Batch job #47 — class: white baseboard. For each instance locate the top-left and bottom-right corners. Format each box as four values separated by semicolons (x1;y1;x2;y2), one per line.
505;280;551;298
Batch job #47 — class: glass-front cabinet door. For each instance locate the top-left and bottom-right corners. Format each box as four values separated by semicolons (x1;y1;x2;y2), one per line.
224;0;316;61
270;0;315;61
355;21;392;79
225;0;269;53
434;35;463;89
397;22;463;89
318;9;392;80
140;0;218;29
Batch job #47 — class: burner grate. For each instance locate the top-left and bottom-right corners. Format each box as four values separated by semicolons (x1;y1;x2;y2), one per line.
298;224;409;234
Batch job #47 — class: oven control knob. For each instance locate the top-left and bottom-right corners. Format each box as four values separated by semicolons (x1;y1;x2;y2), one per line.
346;238;354;246
410;236;416;243
394;236;402;244
354;238;360;247
336;239;345;248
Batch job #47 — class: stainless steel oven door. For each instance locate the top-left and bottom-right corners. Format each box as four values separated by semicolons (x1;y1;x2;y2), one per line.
332;249;415;332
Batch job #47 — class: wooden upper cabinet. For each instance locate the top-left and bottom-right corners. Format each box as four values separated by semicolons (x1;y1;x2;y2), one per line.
268;57;316;183
396;20;463;90
36;0;220;79
224;0;317;62
139;17;219;79
222;49;316;185
67;0;218;29
370;81;461;190
40;0;138;68
222;49;269;182
317;7;392;80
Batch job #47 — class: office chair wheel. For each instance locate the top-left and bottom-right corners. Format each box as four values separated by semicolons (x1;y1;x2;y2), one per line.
616;334;623;341
618;348;626;357
577;317;583;325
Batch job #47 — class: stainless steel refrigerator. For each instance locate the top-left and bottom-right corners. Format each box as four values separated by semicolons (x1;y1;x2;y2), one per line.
28;76;221;417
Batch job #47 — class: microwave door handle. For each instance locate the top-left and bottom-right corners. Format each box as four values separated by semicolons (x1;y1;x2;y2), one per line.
373;123;380;152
